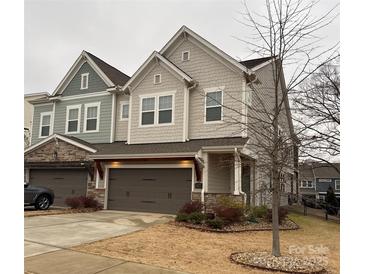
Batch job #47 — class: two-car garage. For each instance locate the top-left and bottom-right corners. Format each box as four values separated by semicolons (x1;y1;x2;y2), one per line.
107;168;192;214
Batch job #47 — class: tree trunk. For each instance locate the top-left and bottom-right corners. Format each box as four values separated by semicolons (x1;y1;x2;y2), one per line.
272;170;281;256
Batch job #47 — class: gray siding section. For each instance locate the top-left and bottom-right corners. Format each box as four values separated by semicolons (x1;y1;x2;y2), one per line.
129;63;185;144
115;94;130;141
31;104;54;145
62;62;108;96
53;95;113;143
316;178;340;193
166;38;244;139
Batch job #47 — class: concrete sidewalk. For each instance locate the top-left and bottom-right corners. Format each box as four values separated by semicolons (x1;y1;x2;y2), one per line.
25;249;189;274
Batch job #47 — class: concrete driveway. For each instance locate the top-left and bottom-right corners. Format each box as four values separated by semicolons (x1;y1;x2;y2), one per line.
25;210;173;258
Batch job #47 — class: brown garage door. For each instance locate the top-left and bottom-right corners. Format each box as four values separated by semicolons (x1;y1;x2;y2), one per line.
29;169;88;206
108;168;192;214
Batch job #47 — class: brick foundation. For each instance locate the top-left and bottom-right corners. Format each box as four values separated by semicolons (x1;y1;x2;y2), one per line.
86;177;106;207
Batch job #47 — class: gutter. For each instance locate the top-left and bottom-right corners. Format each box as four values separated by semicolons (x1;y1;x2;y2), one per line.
90;152;196;160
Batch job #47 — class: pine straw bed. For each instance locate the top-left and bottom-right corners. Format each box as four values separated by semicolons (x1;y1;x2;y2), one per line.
72;214;339;274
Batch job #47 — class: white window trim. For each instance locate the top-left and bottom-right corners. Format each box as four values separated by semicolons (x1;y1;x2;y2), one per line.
83;102;101;133
204;87;224;124
154;74;161;84
335;180;340;191
39;111;53;138
138;91;176;127
181;50;190;61
80;73;89;90
300;180;314;188
65;104;82;134
119;101;129;121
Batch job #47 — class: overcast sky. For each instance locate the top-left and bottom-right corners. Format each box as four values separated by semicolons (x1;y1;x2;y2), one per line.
25;0;339;94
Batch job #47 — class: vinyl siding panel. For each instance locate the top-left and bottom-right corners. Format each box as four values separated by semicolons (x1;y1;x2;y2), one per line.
165;39;245;139
129;63;185;144
316;178;340;193
62;62;108;96
207;154;233;193
31;104;54;145
52;95;113;143
115;94;130;141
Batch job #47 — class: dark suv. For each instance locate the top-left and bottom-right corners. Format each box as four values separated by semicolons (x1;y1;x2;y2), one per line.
24;182;54;210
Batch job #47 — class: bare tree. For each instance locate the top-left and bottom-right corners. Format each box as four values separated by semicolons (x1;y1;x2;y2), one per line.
226;0;340;257
292;58;340;172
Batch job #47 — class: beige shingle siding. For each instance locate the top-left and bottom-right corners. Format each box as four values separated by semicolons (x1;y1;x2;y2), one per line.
115;94;129;141
207;154;233;193
129;64;185;144
165;39;245;139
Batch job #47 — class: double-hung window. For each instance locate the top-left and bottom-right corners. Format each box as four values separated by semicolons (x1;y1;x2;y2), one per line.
141;97;155;125
84;102;100;132
66;105;81;134
81;73;89;90
205;90;223;122
39;112;52;138
140;94;174;126
301;180;314;188
120;102;129;120
158;95;173;124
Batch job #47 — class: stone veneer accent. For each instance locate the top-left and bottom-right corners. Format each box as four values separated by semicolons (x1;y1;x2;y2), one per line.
86;176;106;207
191;192;245;213
25;139;91;162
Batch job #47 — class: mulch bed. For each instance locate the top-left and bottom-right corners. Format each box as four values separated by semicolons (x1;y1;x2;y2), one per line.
230;251;327;274
24;207;99;217
175;218;299;233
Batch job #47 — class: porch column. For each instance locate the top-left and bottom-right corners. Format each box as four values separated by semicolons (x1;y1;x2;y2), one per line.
201;152;208;202
234;149;241;195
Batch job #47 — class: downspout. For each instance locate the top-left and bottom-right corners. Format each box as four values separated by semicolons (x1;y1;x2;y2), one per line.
235;147;247;204
184;81;198;141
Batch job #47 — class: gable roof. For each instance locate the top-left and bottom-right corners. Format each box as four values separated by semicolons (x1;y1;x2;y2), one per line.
160;25;253;76
51;51;129;96
85;51;130;86
240;56;275;70
24;134;97;154
122;51;194;92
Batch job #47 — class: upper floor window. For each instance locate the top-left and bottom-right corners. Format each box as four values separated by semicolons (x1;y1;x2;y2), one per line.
158;95;173;124
120;102;129;121
66;105;81;134
335;179;340;191
81;73;89;90
301;180;314;188
84;102;100;132
140;93;174;126
39;112;53;138
182;50;190;61
154;74;161;84
205;90;223;122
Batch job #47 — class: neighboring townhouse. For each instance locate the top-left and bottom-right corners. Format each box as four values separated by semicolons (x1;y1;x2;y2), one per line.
24;26;297;213
24;92;49;147
299;162;340;204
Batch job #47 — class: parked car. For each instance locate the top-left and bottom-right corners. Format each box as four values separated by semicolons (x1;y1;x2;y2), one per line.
24;182;54;210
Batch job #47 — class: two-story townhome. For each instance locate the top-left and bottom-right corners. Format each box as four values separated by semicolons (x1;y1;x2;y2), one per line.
299;162;340;205
24;26;297;213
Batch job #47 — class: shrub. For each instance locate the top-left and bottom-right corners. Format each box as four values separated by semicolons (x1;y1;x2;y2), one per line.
178;201;203;214
217;196;244;209
247;213;258;223
213;206;243;224
175;213;189;222
205;212;215;220
65;196;82;209
65;196;101;209
266;207;288;224
187;212;206;224
252;205;268;218
206;218;224;229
